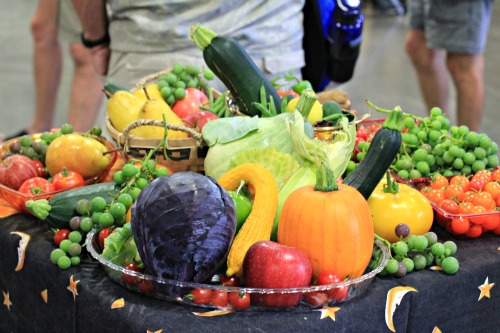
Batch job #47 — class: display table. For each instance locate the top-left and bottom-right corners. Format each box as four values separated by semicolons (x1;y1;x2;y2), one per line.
1;213;499;333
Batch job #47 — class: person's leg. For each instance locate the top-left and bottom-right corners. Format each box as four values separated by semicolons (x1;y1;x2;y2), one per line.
67;43;104;132
446;53;485;132
405;29;449;115
30;0;61;134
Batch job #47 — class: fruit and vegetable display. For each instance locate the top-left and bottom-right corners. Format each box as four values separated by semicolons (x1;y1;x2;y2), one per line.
2;23;500;313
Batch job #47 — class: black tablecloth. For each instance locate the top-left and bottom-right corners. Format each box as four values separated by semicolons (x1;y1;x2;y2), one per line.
1;213;499;333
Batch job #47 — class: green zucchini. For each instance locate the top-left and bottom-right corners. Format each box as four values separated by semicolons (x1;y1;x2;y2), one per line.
25;182;120;229
103;82;128;98
342;108;403;199
190;24;282;117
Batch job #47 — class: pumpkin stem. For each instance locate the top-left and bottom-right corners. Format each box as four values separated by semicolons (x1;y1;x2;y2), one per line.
382;171;399;194
314;163;338;192
295;88;317;120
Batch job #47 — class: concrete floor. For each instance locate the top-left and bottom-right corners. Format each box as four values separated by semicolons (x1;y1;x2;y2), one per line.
1;2;499;145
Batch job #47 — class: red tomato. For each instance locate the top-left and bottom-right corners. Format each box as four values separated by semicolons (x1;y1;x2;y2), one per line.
123;263;142;286
331;285;349;302
220;275;241;287
316;270;348;301
189;288;213;305
54;228;71;246
471;191;496;210
449;175;469;192
356;127;369;141
450;218;470;234
99;227;114;248
210;290;229;308
443;184;464;202
430;175;449;190
439;199;459;215
484;181;500;200
137;279;155;294
277;90;299;98
228;291;250;310
469;178;487;192
51;168;85;191
18;177;55;195
171;88;209;119
491;168;500;182
32;159;48;178
465;224;483;238
303;291;328;307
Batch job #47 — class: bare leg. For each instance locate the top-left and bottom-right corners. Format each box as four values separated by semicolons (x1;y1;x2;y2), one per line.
67;43;104;132
446;53;485;132
30;0;61;134
405;29;450;115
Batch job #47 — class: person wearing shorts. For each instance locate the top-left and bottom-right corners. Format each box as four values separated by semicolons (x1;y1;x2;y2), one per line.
405;0;494;132
1;0;104;142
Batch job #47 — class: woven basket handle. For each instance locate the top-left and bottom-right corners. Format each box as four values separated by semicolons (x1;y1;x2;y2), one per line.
121;119;202;148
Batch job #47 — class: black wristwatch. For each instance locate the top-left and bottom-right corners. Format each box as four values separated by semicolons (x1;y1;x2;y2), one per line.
80;32;110;48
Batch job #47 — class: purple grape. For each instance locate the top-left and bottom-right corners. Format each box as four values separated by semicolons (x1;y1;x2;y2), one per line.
395;223;410;238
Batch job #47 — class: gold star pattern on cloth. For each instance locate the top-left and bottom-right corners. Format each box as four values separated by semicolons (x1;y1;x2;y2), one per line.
111;298;125;309
41;290;48;303
3;291;12;311
432;327;442;333
314;306;340;321
67;275;80;300
10;231;30;271
478;277;495;301
385;286;417;332
192;309;234;317
147;330;163;333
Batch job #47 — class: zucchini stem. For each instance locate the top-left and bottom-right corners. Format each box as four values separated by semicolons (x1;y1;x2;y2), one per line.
295;88;317;120
190;24;218;51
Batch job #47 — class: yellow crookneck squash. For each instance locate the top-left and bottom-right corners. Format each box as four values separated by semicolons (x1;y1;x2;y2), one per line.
277;164;374;280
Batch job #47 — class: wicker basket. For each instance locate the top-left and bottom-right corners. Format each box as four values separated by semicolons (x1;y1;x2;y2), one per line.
105;69;222;173
106;116;208;173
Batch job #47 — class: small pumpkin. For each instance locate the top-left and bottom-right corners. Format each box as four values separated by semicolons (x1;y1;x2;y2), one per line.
277;163;374;279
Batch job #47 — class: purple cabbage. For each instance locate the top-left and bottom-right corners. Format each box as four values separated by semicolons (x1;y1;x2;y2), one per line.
130;172;236;283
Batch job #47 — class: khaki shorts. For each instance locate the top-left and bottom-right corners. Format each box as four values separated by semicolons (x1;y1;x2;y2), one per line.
408;0;493;54
57;0;81;43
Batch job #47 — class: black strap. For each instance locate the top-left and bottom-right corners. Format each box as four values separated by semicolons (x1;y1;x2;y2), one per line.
80;32;110;48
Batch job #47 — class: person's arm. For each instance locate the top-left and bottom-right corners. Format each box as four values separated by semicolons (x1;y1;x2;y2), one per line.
72;0;110;76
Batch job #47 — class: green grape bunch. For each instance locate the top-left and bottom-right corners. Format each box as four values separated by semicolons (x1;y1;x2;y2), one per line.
158;63;215;106
392;107;498;179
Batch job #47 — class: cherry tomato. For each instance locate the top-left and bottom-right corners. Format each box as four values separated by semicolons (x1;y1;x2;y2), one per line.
465;224;483;238
443;184;464;202
356;127;369;141
189;288;213;305
421;187;445;205
471;191;496;210
450;217;470;234
228;291;250;310
137;279;155;294
490;168;500;182
439;199;459;215
457;201;475;215
303;291;328;307
484;181;500;200
449;175;469;192
210;290;229;308
469;177;487;192
51;168;85;191
220;275;241;287
123;263;142;286
18;177;55;195
316;270;345;300
277;90;299;98
430;175;449;190
54;228;71;246
331;285;349;302
33;159;48;178
98;227;114;248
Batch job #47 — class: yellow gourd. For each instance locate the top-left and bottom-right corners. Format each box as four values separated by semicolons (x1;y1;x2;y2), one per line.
106;91;145;133
218;163;279;277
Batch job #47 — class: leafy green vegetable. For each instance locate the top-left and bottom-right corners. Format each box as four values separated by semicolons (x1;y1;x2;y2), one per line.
102;222;140;268
203;112;296;180
202;116;259;146
230;147;300;190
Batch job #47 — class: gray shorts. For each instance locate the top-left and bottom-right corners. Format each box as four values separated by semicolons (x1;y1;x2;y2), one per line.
408;0;493;54
57;0;82;43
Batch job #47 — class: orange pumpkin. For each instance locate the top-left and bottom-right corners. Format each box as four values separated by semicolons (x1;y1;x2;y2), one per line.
277;164;374;280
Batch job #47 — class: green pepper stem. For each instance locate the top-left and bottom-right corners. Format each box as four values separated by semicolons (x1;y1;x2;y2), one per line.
314;163;338;192
382;171;400;194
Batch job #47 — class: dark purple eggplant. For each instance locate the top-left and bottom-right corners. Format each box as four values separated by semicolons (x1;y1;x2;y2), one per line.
131;172;236;283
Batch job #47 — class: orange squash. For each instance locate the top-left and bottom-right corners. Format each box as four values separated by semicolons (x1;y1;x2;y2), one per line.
277;164;374;280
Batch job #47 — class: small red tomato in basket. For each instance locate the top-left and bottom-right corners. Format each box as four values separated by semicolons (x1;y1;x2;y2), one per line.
52;168;85;191
18;177;55;195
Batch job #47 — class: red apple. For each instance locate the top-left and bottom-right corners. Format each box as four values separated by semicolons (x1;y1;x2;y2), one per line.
183;111;219;132
0;155;40;190
171;88;209;119
243;240;312;308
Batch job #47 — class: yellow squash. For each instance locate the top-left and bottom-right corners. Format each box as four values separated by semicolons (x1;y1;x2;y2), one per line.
106;91;145;133
218;163;278;277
